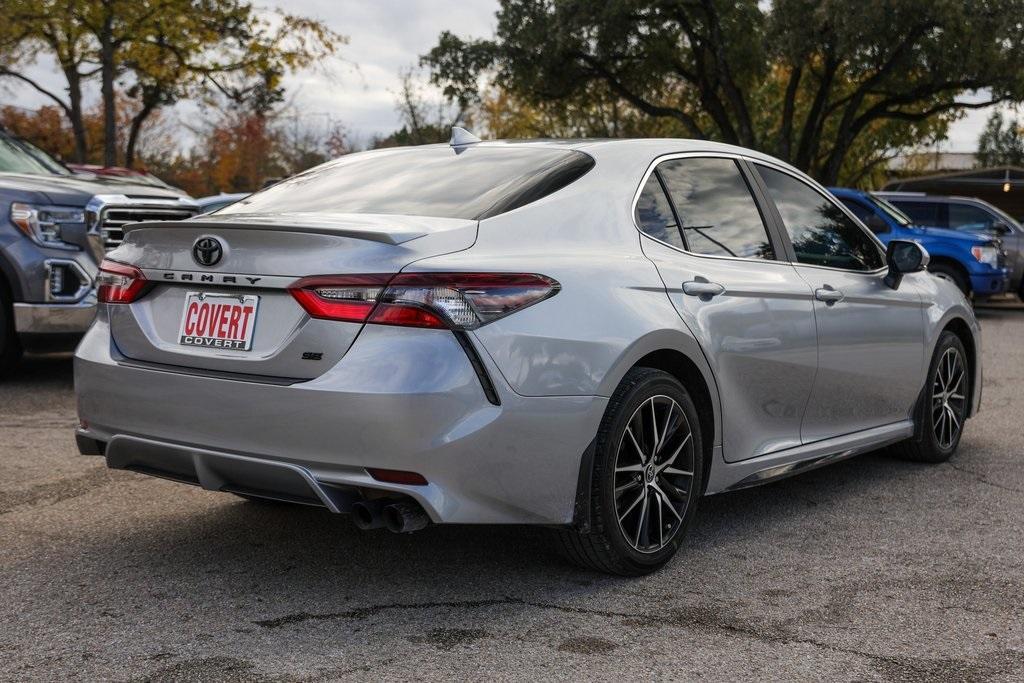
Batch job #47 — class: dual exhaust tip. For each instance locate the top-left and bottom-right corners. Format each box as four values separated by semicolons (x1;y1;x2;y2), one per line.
351;498;429;533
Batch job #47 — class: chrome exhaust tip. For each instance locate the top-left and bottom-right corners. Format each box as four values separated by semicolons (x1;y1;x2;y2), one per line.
383;501;430;533
351;498;388;530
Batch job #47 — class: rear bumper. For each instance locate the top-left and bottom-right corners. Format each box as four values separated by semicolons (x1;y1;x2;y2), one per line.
74;317;607;525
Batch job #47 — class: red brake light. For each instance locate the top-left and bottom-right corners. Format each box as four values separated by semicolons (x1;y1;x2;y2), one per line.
289;272;559;329
97;259;148;303
288;275;389;322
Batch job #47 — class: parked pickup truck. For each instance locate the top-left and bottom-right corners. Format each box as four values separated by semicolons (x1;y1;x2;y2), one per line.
0;131;198;376
876;191;1024;298
828;187;1009;299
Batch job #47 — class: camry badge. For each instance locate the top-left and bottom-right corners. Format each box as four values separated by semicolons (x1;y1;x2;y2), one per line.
192;237;223;267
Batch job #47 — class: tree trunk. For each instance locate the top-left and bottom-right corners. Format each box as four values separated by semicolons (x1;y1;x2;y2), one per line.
100;9;117;167
124;100;157;169
64;69;88;163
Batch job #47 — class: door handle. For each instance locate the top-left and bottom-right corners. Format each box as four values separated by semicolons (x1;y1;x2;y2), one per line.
682;280;725;298
814;287;845;305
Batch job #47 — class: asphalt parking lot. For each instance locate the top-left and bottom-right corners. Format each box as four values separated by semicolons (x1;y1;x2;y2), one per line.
1;302;1022;682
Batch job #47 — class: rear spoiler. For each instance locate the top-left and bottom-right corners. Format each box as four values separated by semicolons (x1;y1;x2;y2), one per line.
123;212;477;246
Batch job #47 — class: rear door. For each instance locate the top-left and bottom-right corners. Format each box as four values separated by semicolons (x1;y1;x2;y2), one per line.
752;164;928;442
636;154;818;462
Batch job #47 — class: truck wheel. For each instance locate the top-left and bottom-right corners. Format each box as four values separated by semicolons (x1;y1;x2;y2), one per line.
928;262;969;296
0;285;23;378
555;368;703;576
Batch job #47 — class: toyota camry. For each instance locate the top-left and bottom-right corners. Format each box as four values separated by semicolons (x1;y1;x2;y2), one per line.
74;131;981;575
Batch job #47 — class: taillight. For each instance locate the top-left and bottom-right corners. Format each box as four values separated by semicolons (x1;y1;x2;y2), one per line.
288;275;389;322
289;272;559;330
96;259;148;303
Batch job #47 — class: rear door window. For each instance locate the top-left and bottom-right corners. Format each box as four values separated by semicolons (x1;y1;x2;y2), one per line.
645;157;775;260
948;203;997;231
756;166;884;271
892;201;943;227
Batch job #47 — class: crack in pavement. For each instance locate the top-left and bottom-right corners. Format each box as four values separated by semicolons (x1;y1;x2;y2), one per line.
945;462;1023;494
0;467;115;516
253;596;1001;677
254;598;519;627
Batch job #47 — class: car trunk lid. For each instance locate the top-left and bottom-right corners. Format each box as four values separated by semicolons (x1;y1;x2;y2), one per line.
105;213;477;380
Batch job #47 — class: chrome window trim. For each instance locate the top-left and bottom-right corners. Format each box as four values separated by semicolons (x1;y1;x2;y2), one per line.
629;151;793;267
749;159;889;276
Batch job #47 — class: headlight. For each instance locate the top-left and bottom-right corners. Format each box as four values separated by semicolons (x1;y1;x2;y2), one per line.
10;202;84;247
970;244;999;268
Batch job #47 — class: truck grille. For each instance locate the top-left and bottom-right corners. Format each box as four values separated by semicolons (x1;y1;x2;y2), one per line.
99;206;197;251
87;195;200;257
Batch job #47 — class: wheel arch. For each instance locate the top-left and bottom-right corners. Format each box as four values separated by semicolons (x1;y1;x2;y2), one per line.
573;334;721;531
630;349;716;497
0;250;21;303
941;316;978;416
927;256;971;293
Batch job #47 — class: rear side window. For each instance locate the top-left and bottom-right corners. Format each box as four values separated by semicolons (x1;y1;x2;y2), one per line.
220;146;594;220
635;173;685;249
893;201;943;227
638;157;775;260
948;203;996;231
756;166;883;271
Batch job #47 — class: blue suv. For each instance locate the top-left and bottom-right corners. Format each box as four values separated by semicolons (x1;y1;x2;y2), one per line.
828;187;1009;299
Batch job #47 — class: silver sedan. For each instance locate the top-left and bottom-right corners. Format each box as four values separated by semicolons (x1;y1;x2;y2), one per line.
74;134;981;575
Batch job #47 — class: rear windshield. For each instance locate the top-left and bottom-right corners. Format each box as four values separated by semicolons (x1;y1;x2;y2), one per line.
220;145;595;220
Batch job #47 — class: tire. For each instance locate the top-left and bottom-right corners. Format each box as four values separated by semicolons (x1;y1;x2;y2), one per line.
891;331;969;463
0;284;23;379
928;262;969;296
556;367;704;576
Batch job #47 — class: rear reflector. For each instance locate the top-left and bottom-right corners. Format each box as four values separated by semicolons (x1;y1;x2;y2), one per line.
289;272;559;330
97;259;148;303
366;468;429;486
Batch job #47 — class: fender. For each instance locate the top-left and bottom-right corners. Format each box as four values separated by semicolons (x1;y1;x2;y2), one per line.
0;248;23;302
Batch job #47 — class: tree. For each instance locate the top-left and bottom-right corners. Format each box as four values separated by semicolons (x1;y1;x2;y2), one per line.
424;0;1024;185
977;111;1024;167
0;1;96;161
372;70;458;148
0;0;343;166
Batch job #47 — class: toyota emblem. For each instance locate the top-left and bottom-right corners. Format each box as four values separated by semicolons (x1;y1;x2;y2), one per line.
192;237;223;267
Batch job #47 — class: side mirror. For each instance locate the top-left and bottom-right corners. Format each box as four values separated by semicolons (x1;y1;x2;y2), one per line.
992;221;1012;235
865;214;889;234
884;239;929;289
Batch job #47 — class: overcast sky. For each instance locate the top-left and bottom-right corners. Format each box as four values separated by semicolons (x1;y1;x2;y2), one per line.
0;0;1009;152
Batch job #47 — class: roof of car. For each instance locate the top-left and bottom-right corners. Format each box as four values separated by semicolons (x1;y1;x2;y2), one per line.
875;192;988;204
436;137;807;177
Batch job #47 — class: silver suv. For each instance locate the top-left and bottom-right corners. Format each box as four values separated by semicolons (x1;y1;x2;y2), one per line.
0;133;197;374
74;136;981;575
877;191;1024;297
